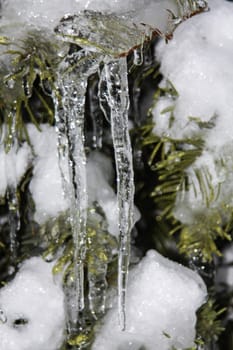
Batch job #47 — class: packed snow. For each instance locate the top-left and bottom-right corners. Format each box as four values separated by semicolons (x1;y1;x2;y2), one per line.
0;257;65;350
152;0;233;222
28;124;69;224
0;143;31;197
93;250;207;350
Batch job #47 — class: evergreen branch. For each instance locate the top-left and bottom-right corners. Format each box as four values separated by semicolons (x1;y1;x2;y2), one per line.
196;298;225;344
178;210;232;262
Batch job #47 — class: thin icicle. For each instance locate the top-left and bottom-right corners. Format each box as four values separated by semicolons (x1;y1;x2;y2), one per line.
4;113;20;272
88;77;103;149
101;57;135;330
54;49;101;333
58;73;87;333
88;260;108;317
6;187;19;267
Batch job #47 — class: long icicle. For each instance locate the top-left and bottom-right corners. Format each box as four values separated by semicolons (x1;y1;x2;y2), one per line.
54;50;101;334
5;111;20;273
102;57;135;330
60;72;88;333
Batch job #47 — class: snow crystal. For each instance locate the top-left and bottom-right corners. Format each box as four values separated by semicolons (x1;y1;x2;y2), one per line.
152;0;233;222
0;143;31;197
0;257;65;350
92;250;207;350
28;124;69;224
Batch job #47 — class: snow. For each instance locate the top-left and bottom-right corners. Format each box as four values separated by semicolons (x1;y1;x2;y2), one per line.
0;0;178;37
154;0;233;144
0;143;31;197
28;124;69;224
0;257;65;350
92;250;207;350
152;0;233;222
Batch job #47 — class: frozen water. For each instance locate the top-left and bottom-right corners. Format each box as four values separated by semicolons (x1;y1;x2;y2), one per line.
7;188;20;267
54;10;157;58
54;50;102;331
0;257;65;350
92;250;207;350
100;57;135;330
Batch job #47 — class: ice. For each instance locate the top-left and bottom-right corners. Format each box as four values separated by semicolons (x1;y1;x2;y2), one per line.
88;79;104;149
55;10;140;329
28;124;69;224
54;48;102;332
100;57;135;329
0;257;65;350
92;250;207;350
152;0;233;222
6;188;20;268
54;10;156;59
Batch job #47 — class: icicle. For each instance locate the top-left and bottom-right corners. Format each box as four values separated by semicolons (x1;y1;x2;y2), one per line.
4;112;20;272
6;187;20;269
88;261;108;317
100;57;135;330
88;77;103;149
54;49;101;334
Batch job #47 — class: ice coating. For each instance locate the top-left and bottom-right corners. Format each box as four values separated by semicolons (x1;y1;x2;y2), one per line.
0;257;65;350
93;250;207;350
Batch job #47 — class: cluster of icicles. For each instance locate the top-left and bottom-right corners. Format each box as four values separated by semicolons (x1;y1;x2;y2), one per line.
54;53;134;333
53;13;142;334
2;10;156;336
